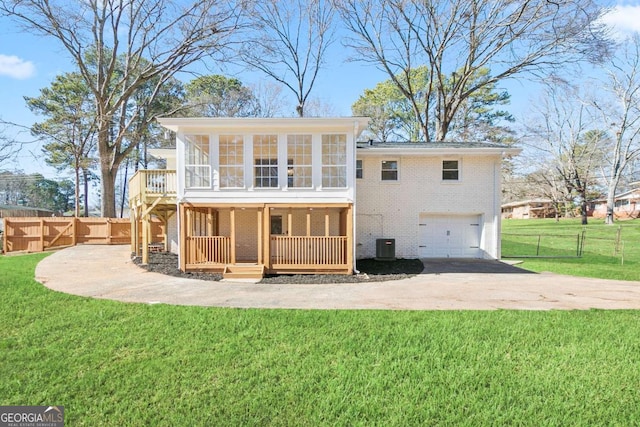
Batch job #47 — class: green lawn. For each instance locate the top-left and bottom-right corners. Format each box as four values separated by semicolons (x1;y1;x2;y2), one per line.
3;253;640;425
502;218;640;281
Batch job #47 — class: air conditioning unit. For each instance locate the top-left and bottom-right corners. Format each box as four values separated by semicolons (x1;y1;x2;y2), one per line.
376;238;396;261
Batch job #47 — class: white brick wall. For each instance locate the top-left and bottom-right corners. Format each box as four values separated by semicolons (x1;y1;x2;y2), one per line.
355;154;502;259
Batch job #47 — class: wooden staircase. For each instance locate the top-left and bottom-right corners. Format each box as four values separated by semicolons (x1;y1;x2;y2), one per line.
223;264;265;280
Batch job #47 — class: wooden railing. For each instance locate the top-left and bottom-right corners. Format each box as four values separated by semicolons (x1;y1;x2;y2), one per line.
186;236;231;265
270;236;347;266
129;170;177;202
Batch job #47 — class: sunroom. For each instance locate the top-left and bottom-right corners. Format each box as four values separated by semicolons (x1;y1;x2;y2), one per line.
132;117;368;278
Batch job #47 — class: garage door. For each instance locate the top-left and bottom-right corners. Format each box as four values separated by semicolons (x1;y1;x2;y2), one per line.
418;214;481;258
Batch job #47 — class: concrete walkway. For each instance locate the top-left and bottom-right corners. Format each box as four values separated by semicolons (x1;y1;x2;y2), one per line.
35;245;640;310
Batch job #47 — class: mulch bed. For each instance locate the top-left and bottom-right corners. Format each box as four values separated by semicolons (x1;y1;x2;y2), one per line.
132;252;424;284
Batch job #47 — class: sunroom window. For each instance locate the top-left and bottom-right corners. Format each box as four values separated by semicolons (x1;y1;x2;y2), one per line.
184;134;211;188
287;134;312;188
322;134;347;188
254;135;278;188
219;135;244;188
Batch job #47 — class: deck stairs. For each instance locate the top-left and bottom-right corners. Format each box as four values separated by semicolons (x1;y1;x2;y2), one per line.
223;264;265;280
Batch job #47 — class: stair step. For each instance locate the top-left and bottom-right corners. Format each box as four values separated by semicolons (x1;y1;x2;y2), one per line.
223;264;265;279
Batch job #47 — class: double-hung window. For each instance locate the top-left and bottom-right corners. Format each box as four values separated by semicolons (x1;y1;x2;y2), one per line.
219;135;244;188
381;160;398;181
287;135;312;188
322;134;347;188
254;135;278;188
442;160;460;181
184;135;211;188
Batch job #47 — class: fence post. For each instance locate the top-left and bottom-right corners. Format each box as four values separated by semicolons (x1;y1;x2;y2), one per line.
40;218;45;252
2;218;6;253
536;235;541;256
72;217;77;246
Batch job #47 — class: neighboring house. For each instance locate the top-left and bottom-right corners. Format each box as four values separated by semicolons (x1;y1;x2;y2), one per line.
0;205;58;233
501;199;557;219
591;187;640;219
129;118;519;278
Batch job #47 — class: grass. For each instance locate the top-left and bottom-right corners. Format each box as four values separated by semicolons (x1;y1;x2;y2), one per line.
502;218;640;281
3;253;640;425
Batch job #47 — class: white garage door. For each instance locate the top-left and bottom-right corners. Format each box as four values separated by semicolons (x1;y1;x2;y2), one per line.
418;214;481;258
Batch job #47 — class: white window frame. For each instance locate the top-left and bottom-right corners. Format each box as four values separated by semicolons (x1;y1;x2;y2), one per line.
218;135;245;189
184;134;211;189
442;159;461;182
287;134;313;189
253;134;279;189
381;159;399;181
321;134;347;188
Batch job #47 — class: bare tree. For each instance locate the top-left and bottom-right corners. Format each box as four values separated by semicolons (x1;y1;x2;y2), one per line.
1;0;243;217
0;123;20;169
241;0;335;117
524;83;604;224
250;81;289;118
336;0;610;141
590;34;640;225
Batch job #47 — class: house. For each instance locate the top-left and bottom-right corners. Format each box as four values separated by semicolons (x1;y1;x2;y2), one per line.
0;205;59;234
129;118;520;278
501;199;557;219
591;186;640;219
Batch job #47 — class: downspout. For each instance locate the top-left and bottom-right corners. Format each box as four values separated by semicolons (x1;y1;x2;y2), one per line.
353;120;361;274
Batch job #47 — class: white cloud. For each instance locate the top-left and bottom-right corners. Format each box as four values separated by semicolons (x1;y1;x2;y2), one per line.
601;5;640;36
0;54;36;79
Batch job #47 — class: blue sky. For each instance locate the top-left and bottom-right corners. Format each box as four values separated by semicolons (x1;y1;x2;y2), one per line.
1;1;639;180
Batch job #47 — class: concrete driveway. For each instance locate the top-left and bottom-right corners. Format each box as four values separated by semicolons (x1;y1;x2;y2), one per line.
35;245;640;310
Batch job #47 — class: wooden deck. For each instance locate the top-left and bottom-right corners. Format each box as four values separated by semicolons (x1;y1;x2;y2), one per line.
129;169;177;264
129;169;355;275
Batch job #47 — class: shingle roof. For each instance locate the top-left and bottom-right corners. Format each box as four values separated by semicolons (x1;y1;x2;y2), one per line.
356;140;513;149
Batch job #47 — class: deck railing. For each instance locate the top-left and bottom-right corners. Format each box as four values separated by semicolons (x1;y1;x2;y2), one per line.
270;236;347;266
186;236;231;265
129;170;177;202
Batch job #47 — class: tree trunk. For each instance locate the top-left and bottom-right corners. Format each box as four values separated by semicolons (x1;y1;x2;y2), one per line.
74;166;81;218
83;169;89;217
605;189;616;225
100;163;118;218
120;159;129;219
580;191;588;225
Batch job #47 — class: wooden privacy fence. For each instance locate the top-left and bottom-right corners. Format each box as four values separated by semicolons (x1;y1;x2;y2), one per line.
2;217;158;254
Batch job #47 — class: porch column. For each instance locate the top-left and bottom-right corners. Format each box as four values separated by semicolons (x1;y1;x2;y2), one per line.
306;209;311;236
257;208;263;265
346;205;354;273
179;204;187;272
263;205;271;270
141;203;149;264
207;208;214;236
230;207;236;264
324;208;330;236
130;208;137;254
